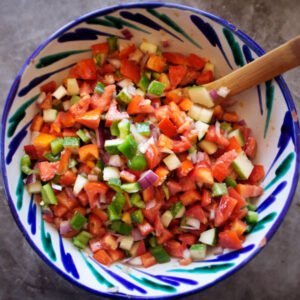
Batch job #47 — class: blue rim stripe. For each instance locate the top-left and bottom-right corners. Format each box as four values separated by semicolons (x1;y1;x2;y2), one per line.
0;2;299;300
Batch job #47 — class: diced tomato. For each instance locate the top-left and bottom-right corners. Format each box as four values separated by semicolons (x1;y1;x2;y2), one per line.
120;59;141;83
223;112;238;123
119;43;136;59
142;201;162;224
146;54;166;72
180;190;201;206
52;204;68;218
244;136;257;159
178;176;196;192
157;134;173;149
58;170;76;186
228;187;247;220
172;136;192;153
155;105;171;121
236;184;264;198
88;214;105;237
205;125;229;147
91;42;109;55
157;229;173;244
168;65;187;88
141;252;156;268
179;69;200;86
69;59;97;80
93;249;113;266
127;95;155;115
215;195;238;227
78;144;99;162
39;93;52;110
230;219;247;237
24;144;43;160
57;190;78;210
179;257;192;266
105;100;129;126
213;105;224;120
162;52;187;65
158;118;177;138
218;230;243;250
154;166;169;186
136;240;147;256
192;167;214;185
178;233;197;246
59;112;76;128
76;108;101;130
164;240;185;258
142;186;154;202
30;114;44;132
92;208;108;222
248;165;265;184
145;143;161;170
84;182;108;209
226;136;242;153
80;81;94;94
196;70;213;84
138;221;154;236
40;80;57;93
201;189;212;207
165;89;183;104
212;150;238;182
187;54;206;70
166;181;181;196
57;148;71;175
168;102;185;127
69;96;91;117
177;160;194;177
90;84;116;111
37;161;59;181
109;249;125;262
186;205;208;224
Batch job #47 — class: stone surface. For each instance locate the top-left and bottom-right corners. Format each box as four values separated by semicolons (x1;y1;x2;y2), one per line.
0;0;299;299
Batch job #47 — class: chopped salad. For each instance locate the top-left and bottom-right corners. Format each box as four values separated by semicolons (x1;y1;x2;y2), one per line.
21;37;265;267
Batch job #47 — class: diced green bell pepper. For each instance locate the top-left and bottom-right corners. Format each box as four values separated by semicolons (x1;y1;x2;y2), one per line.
110;221;132;235
108;192;126;221
20;154;34;175
138;74;150;92
150;246;170;263
225;177;237;188
127;154;147;171
76;129;91;143
41;183;57;205
246;211;259;224
118;119;130;139
131;209;144;224
212;183;228;197
72;231;92;249
121;182;141;193
94;82;105;95
116;88;132;105
130;193;145;208
63;137;80;149
108;178;122;192
44;152;60;162
70;212;87;231
110;121;120;137
107;36;118;53
118;135;137;159
50;138;64;155
148;80;166;96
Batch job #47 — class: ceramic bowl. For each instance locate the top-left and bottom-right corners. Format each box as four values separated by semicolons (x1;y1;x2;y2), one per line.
1;2;299;299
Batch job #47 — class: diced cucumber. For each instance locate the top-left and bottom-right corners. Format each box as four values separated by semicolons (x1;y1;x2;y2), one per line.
171;202;185;219
76;129;91;143
63;137;80;149
26;181;42;194
188;104;213;123
52;85;67;100
136;122;150;137
199;228;217;246
212;183;228;197
148;80;166;96
150;246;170;263
103;166;120;181
43;109;57;123
120;236;134;251
232;152;254;180
220;122;232;132
163;153;181;171
130;193;145;208
73;174;88;195
190;244;207;260
66;78;80;95
121;182;141;193
228;129;245;146
188;86;214;108
138;74;150;91
139;41;157;54
72;231;92;249
110;121;120;137
246;211;259;224
194;121;209;140
199;140;218;154
94;82;105;95
41;183;57;205
104;139;123;154
161;210;173;227
108;178;122;192
116;87;132;104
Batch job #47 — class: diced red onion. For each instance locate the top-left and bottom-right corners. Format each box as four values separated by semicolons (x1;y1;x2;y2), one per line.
52;183;63;191
130;124;147;144
99;193;107;204
161;39;171;48
101;151;110;164
217;86;230;98
108;155;124;167
99;204;109;209
186;217;200;229
209;89;219;101
41;206;53;217
189;151;206;164
145;199;156;210
25;173;36;185
96;123;105;148
150;125;160;141
59;221;72;235
215;121;221;138
138;170;159;190
132;228;145;241
183;248;191;259
237;119;247;126
121;29;133;40
88;174;98;182
127;256;142;266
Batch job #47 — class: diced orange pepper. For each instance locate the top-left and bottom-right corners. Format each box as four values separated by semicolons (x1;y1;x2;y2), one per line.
93;249;113;266
154;166;170;186
59;112;76;128
141;252;156;268
179;98;193;111
75;108;101;129
158;118;177;138
33;133;56;150
177;160;194;177
158;73;171;91
30;114;44;132
78;144;99;162
146;54;166;72
165;89;183;104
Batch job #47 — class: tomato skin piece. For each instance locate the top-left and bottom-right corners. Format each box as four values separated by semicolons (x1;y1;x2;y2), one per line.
56;190;78;210
69;96;91;117
120;59;141;83
214;195;238;227
244;136;257;159
69;59;97;80
37;161;59;181
248;165;265;184
168;65;187;88
145;144;161;170
127;95;155;115
158;118;177;138
141;252;156;268
136;240;147;256
162;52;188;65
236;184;264;198
164;240;185;258
218;230;243;250
196;70;213;85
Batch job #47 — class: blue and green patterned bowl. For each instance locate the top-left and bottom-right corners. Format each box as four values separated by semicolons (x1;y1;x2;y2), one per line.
1;2;299;299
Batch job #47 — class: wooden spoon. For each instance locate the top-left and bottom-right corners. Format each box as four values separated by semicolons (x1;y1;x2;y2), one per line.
204;36;300;97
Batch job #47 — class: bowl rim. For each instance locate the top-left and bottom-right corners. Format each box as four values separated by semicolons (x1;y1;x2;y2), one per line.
1;2;299;299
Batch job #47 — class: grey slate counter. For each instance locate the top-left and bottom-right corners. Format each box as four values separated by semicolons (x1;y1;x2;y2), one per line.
0;0;299;299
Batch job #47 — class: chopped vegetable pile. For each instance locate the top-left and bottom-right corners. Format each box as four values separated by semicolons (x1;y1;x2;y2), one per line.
21;37;265;267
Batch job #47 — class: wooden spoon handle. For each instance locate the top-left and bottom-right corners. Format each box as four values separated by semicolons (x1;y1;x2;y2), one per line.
204;36;300;96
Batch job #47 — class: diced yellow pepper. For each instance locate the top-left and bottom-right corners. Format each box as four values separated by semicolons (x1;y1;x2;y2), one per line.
122;212;132;225
33;133;56;149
